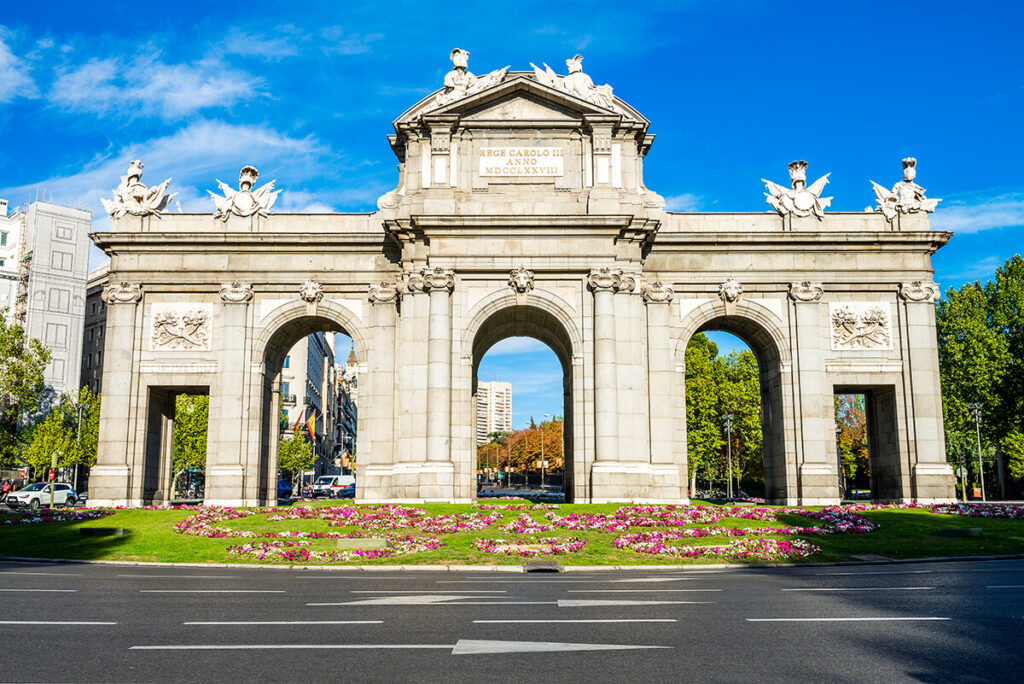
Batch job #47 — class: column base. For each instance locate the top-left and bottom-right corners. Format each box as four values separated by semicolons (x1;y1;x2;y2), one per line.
912;463;956;502
588;461;689;504
87;465;132;505
356;462;462;502
797;463;841;506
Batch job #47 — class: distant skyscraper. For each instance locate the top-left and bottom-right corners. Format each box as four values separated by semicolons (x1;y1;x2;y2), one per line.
476;381;512;444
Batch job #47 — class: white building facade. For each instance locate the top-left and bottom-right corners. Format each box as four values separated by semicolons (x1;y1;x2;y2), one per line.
476;381;512;444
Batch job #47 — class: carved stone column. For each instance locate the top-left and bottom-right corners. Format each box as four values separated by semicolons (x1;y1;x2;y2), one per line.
642;280;685;501
424;268;455;467
89;282;144;507
589;268;621;463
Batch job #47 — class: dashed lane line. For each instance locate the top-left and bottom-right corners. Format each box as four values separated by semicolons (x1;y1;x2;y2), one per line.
185;620;383;625
140;590;286;594
781;587;934;592
747;617;949;622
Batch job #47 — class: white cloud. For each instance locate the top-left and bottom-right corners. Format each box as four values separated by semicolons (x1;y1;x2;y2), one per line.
933;192;1024;234
319;27;383;55
664;193;702;211
0;29;37;102
220;29;301;60
50;51;264;119
943;256;1002;282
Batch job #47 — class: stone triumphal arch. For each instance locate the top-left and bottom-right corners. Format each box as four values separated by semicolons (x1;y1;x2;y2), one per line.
88;51;956;506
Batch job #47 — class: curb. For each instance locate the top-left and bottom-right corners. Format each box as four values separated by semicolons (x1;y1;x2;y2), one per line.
2;553;1024;573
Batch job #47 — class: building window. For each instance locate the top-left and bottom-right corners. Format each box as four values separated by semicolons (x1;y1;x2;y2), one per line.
96;351;102;365
90;303;97;315
98;325;104;338
100;301;106;311
283;355;290;368
0;259;4;268
0;232;6;246
88;328;95;342
281;381;290;396
85;354;91;368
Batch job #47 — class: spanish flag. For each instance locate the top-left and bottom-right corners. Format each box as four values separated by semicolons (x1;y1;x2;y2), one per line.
306;411;317;440
291;409;304;435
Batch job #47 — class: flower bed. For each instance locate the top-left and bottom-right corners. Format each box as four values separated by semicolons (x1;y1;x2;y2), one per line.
499;513;554;534
227;533;445;563
931;503;1024;519
1;508;114;525
473;536;588;557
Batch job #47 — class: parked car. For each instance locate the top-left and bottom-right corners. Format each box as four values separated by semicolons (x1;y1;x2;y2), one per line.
5;482;78;510
277;479;293;500
310;475;356;498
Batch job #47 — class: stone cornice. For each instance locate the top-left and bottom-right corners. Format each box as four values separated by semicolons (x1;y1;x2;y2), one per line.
648;231;951;255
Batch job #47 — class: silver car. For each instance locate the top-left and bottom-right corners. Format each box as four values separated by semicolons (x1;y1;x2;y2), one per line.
5;483;78;510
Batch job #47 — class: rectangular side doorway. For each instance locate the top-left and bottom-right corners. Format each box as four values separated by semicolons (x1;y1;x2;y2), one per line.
142;386;209;505
834;386;902;502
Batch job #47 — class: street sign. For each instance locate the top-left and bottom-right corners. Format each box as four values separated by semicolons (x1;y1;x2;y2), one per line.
48;469;55;481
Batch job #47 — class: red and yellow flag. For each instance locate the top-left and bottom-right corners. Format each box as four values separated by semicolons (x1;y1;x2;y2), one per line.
291;409;304;435
306;412;317;440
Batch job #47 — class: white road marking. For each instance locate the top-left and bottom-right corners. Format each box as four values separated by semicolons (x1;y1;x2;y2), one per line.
474;619;678;624
986;585;1024;589
130;639;670;655
349;590;507;594
0;588;77;592
819;571;932;576
781;587;934;592
747;617;949;622
185;620;383;625
118;574;237;579
310;596;552;606
557;599;711;607
140;590;285;594
0;620;115;625
451;639;671;655
0;571;82;577
567;589;722;593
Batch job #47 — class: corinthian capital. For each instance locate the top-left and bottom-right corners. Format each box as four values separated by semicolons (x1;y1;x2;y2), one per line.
899;280;940;302
641;280;674;303
102;281;143;304
368;281;401;304
421;266;455;292
588;267;622;291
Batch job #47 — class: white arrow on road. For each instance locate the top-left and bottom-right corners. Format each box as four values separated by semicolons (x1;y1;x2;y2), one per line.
310;595;707;607
130;640;670;655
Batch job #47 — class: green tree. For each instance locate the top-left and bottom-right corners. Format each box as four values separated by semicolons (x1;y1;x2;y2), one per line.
1004;430;1024;481
684;333;725;490
171;395;208;493
22;386;100;482
0;308;52;467
278;432;314;489
835;393;869;485
720;350;762;482
22;409;73;476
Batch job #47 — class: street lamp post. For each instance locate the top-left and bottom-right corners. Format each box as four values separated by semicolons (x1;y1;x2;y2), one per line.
75;401;89;493
835;424;844;501
541;413;551;490
969;402;986;502
721;413;734;500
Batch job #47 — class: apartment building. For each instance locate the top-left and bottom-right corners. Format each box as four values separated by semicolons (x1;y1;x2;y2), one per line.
476;380;512;444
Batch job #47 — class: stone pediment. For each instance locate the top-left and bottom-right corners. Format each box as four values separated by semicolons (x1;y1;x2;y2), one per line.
394;74;647;128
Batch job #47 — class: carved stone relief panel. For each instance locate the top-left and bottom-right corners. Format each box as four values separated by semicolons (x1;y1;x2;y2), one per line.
829;302;893;351
150;302;213;351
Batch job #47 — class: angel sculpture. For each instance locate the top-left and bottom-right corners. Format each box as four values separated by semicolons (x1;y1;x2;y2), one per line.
870;157;941;222
530;54;615;110
432;48;509;108
762;160;832;220
208;165;281;222
100;160;175;218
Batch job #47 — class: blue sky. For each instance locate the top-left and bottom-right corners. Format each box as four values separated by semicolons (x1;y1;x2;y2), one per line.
1;1;1021;427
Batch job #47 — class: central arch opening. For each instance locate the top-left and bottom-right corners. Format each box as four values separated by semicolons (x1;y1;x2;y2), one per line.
471;305;574;502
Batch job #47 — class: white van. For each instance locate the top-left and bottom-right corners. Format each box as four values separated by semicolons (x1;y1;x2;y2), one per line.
310;474;356;498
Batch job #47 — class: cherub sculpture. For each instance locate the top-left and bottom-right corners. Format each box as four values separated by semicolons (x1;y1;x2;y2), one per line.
432;48;509;108
870;158;941;222
762;161;832;220
530;54;615;110
100;160;175;218
208;165;281;221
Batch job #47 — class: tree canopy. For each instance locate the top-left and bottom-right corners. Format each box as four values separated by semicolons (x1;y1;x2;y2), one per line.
478;418;563;473
0;309;52;467
23;386;100;476
172;394;208;476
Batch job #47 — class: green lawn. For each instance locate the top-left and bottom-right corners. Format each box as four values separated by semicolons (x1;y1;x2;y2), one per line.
1;502;1022;566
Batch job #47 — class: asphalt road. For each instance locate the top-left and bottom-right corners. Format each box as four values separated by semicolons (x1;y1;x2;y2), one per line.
0;559;1021;683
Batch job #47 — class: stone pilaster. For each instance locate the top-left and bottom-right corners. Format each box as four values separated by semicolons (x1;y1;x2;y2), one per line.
89;282;143;507
588;268;620;464
360;282;400;500
788;281;840;505
206;283;254;506
898;282;955;502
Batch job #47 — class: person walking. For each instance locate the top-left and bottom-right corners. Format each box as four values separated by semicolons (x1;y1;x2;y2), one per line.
1;480;11;502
